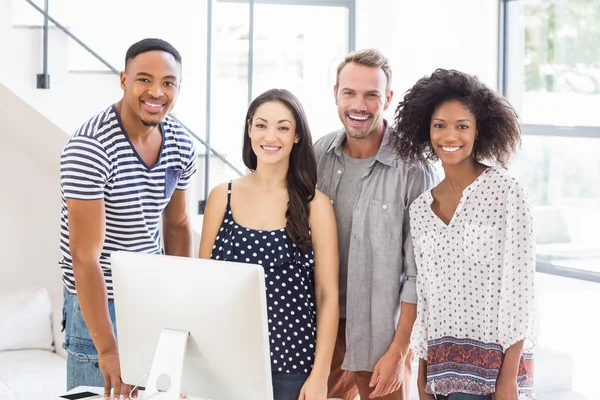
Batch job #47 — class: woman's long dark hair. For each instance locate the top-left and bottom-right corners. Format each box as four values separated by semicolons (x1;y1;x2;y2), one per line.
242;89;317;252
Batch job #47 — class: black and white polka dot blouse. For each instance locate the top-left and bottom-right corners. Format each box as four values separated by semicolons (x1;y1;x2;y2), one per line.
210;181;317;374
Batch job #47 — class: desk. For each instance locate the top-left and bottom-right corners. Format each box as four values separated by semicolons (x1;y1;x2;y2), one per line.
59;386;208;400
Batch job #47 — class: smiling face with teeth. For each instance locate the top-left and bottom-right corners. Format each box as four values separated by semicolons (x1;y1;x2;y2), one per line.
119;50;181;128
430;99;478;167
247;100;298;168
335;62;392;140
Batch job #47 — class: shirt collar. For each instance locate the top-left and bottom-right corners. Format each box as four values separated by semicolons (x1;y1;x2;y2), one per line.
326;119;397;168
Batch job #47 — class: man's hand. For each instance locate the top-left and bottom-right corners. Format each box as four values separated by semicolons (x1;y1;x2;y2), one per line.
492;377;518;400
368;345;405;399
297;372;328;400
99;349;137;399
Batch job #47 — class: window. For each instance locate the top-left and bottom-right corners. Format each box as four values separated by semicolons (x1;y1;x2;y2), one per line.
505;0;600;279
252;3;349;140
207;0;353;187
506;0;600;127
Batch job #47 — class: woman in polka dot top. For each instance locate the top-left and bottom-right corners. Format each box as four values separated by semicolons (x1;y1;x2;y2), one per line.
390;69;539;400
199;89;339;400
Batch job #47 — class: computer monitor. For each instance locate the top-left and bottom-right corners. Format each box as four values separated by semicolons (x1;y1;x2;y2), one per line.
110;251;273;400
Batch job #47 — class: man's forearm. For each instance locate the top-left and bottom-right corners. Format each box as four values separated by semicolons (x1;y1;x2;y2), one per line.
390;301;417;356
72;259;117;354
163;221;193;257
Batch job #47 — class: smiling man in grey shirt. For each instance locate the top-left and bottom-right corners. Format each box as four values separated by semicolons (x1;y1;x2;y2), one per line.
315;49;438;400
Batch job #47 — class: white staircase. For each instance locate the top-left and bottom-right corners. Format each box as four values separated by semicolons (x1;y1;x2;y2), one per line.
0;0;121;134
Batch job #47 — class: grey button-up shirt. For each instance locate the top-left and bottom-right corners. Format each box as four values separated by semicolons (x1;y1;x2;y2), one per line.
314;123;439;371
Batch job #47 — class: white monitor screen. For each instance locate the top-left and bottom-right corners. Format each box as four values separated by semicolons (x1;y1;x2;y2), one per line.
111;251;273;400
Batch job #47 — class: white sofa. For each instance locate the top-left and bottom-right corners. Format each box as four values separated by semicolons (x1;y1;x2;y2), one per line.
0;287;66;400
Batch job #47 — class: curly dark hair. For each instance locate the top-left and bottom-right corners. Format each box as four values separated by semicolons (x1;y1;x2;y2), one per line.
390;68;521;167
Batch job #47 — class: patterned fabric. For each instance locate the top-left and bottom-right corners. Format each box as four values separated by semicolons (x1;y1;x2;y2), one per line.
210;182;317;374
59;105;197;298
409;167;538;398
426;337;534;397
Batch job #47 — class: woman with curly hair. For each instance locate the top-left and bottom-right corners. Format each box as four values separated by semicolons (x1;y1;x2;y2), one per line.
390;69;538;400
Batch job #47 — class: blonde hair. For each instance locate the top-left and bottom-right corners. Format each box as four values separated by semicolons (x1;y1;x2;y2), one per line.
335;48;392;94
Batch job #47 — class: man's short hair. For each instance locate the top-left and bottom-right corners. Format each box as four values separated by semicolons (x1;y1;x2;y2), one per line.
336;48;392;94
124;38;182;69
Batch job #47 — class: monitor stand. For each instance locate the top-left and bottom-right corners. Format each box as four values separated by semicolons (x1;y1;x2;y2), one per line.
143;328;190;400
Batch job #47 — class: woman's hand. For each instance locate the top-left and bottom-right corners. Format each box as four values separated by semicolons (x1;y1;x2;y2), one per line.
492;376;519;400
417;379;435;400
418;391;436;400
297;373;328;400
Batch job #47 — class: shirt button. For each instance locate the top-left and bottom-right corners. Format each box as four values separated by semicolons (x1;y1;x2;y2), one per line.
382;204;388;210
337;169;342;175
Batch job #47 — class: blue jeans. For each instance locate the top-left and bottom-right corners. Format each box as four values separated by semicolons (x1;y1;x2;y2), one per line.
436;394;492;400
272;373;309;400
62;289;117;391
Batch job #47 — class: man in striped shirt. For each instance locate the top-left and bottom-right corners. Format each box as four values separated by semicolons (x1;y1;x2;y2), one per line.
59;38;197;398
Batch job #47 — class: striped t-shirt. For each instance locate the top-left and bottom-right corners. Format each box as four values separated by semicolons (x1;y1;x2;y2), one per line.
59;105;197;298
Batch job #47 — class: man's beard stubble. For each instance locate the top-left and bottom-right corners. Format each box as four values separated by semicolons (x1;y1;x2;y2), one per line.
141;118;160;128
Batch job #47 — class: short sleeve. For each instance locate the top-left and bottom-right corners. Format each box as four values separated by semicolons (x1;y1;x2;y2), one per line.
176;138;198;190
60;136;110;200
498;179;539;352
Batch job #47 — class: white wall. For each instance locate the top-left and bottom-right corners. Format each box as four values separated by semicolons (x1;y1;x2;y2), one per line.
356;0;499;118
0;136;64;349
2;0;207;138
535;274;600;398
1;0;121;135
0;84;67;357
